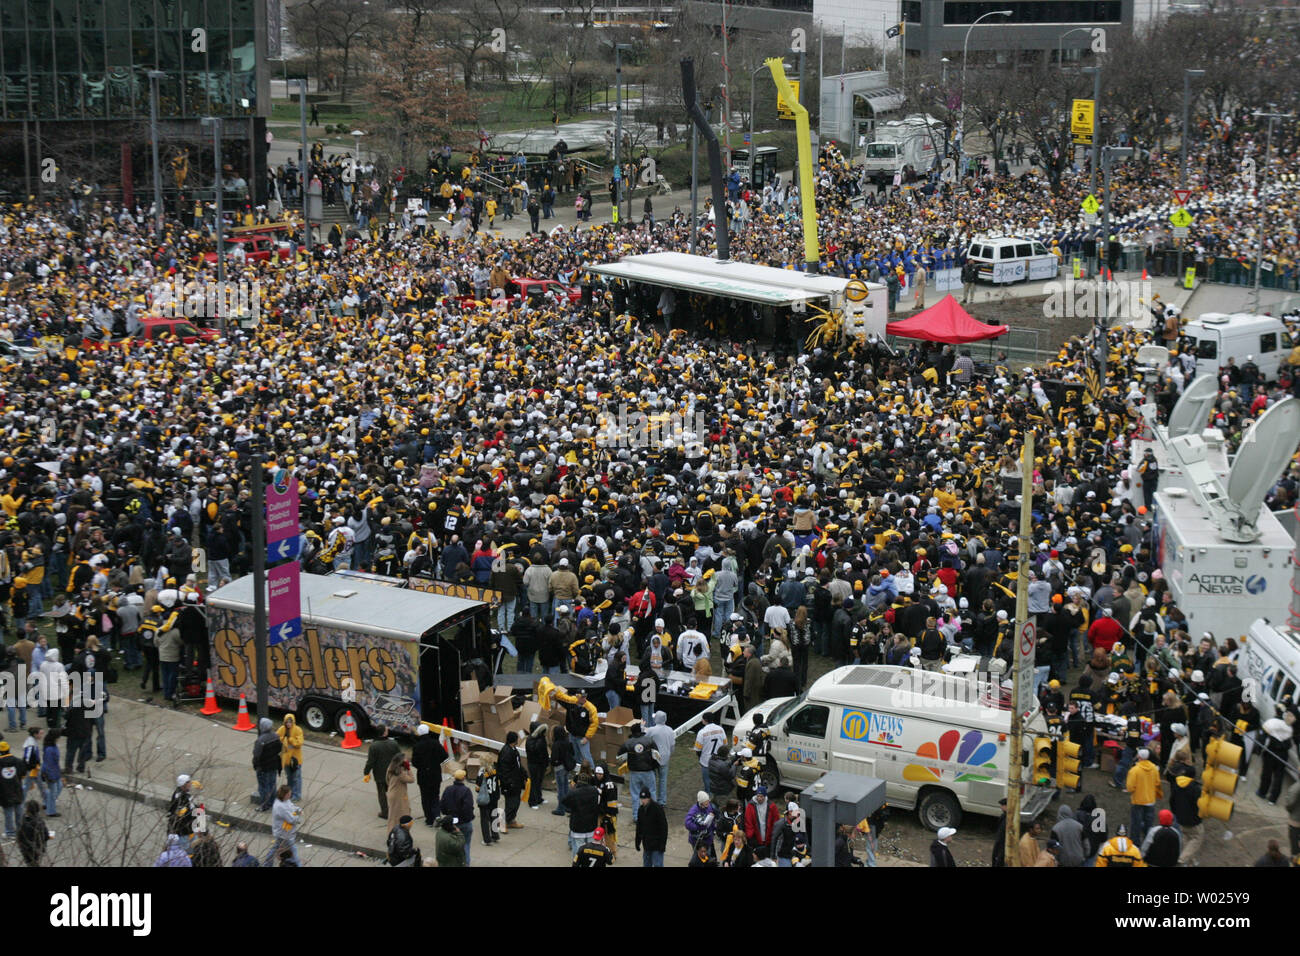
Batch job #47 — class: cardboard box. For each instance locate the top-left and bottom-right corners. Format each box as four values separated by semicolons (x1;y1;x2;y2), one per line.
1099;749;1117;774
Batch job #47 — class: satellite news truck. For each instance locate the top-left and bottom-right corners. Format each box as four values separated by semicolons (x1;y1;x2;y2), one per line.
206;572;495;735
1153;396;1300;640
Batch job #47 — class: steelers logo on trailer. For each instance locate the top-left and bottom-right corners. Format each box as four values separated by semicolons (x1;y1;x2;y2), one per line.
844;279;870;303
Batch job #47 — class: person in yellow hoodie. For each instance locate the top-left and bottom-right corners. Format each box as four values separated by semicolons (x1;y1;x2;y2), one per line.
1125;747;1162;845
278;714;305;802
1095;824;1146;867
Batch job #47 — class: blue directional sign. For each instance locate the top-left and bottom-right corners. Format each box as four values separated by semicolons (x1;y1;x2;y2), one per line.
266;534;301;565
271;618;303;644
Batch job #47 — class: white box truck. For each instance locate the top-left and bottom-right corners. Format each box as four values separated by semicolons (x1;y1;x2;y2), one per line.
1181;313;1290;383
206;572;496;735
859;114;945;189
731;664;1054;830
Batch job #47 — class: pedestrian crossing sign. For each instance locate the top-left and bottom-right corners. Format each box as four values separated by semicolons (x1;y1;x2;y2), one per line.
1169;208;1193;228
1081;195;1100;215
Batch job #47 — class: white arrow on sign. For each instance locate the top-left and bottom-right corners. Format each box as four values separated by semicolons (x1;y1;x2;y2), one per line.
277;622;297;642
275;538;294;559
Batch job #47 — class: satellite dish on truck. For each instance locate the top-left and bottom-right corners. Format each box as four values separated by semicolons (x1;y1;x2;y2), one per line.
1165;374;1219;440
1223;397;1300;536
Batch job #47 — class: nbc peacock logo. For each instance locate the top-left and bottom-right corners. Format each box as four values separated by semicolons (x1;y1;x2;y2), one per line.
903;729;999;783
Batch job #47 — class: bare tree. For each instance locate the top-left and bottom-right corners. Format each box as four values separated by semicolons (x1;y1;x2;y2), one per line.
434;0;525;90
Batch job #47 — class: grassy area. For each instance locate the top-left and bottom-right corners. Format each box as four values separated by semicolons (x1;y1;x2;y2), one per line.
654;128;798;191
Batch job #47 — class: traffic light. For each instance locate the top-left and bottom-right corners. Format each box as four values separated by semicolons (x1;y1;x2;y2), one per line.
1198;736;1242;823
1032;736;1054;785
1056;738;1082;790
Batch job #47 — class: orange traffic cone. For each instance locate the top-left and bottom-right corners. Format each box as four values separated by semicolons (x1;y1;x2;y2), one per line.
1141;267;1149;280
199;678;221;716
340;710;362;749
232;694;256;731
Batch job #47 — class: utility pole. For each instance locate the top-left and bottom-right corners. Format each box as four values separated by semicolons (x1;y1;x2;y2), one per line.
250;453;270;722
1099;146;1132;382
689;104;699;253
1177;69;1205;283
614;44;630;225
1251;110;1292;314
201;116;226;333
1004;430;1034;867
1082;64;1102;198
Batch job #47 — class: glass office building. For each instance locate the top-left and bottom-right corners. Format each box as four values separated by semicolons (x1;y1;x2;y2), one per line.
0;0;269;204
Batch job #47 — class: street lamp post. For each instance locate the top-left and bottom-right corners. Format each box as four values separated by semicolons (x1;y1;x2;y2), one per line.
295;79;310;249
1177;69;1205;282
958;10;1012;185
1056;27;1091;69
148;71;166;240
200;116;226;333
1099;145;1133;382
1251;110;1293;314
1081;65;1102;197
613;43;632;226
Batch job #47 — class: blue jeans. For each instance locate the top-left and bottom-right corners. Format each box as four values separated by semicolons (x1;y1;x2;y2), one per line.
572;737;592;768
643;849;664;867
606;690;622;712
93;714;106;760
497;598;517;632
1112;747;1135;788
1130;804;1156;847
569;830;593;856
263;837;301;867
712;598;733;636
45;778;62;815
2;803;17;835
1032;665;1051;699
554;766;570;810
458;823;473;866
655;765;669;806
7;704;27;729
530;600;551;623
641;703;654;725
161;660;179;700
701;764;711;795
123;633;142;669
517;652;535;674
628;771;656;819
257;769;278;810
285;764;302;802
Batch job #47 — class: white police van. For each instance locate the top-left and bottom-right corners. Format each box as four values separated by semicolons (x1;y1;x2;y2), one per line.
966;236;1060;284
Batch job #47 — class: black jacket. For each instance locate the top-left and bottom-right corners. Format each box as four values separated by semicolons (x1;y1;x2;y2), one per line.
438;780;474;823
764;666;798;699
618;730;660;772
0;754;25;807
1143;826;1181;867
929;839;956;867
252;731;282;773
525;729;550;768
497;742;527;793
387;825;420;866
635;800;669;853
562;784;602;833
411;734;449;777
550;730;576;771
363;738;402;778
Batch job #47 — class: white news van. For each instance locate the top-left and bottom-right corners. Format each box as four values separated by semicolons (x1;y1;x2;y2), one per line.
1181;313;1290;382
1243;620;1300;722
965;236;1060;284
732;664;1053;830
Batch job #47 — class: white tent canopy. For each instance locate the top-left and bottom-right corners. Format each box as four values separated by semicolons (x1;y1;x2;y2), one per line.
589;251;850;307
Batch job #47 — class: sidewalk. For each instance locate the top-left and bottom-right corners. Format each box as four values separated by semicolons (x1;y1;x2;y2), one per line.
83;695;915;866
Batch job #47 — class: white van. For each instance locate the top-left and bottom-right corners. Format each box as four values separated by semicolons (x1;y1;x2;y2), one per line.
1181;313;1290;383
1243;620;1300;721
732;664;1054;830
966;236;1060;284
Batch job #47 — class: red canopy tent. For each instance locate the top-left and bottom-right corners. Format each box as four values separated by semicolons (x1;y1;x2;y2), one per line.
885;295;1008;344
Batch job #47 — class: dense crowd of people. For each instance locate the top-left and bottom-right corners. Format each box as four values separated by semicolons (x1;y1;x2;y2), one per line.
0;96;1298;869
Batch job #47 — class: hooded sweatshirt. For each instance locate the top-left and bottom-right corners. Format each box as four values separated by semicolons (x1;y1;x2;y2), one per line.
1050;803;1086;867
645;710;675;762
153;834;193;867
1074;794;1105;857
